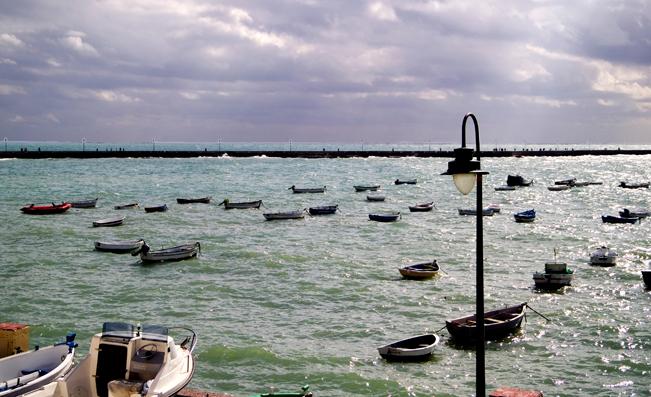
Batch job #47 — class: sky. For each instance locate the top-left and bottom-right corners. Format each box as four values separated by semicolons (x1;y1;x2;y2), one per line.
0;0;650;144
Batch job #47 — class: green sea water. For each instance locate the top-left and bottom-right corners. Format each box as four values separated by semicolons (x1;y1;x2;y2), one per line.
2;154;651;396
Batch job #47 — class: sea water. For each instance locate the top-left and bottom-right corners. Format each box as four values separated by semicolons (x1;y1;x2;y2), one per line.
2;153;651;396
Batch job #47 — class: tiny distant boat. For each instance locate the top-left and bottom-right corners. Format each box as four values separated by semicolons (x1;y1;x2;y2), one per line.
458;208;494;216
619;181;649;189
494;185;516;191
590;246;618;266
354;185;380;192
408;202;434;212
548;185;571;191
20;202;71;215
176;196;212;204
95;239;145;253
218;199;263;209
69;198;98;208
514;209;536;223
619;208;650;219
601;215;638;224
132;242;200;262
486;204;501;213
114;202;139;210
92;216;125;227
506;175;533;187
308;205;338;215
533;255;573;291
144;204;168;213
289;185;326;193
572;181;591;187
554;178;576;186
249;385;313;397
369;211;400;222
587;181;603;185
366;195;385;202
0;332;77;397
394;179;417;185
398;260;439;279
377;334;440;362
446;303;527;344
263;210;305;220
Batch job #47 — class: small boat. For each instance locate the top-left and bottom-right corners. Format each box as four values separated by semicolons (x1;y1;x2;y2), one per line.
0;332;76;397
506;175;533;187
69;198;98;208
95;239;145;253
398;260;439;279
249;385;313;397
176;196;212;204
408;202;434;212
114;202;139;210
263;210;305;220
144;204;168;213
554;178;576;186
486;204;501;213
619;181;649;189
572;181;591;187
369;212;400;222
308;205;338;215
619;208;650;219
377;334;440;361
26;322;196;397
494;185;516;191
514;209;536;223
132;242;201;262
218;199;263;209
445;303;527;343
288;185;326;193
601;215;639;224
92;216;125;227
548;185;571;191
20;202;71;215
643;269;651;289
394;179;417;185
533;251;573;290
354;185;380;192
458;208;494;216
590;246;618;266
366;195;385;202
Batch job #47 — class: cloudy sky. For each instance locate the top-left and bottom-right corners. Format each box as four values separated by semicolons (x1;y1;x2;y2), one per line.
1;0;650;144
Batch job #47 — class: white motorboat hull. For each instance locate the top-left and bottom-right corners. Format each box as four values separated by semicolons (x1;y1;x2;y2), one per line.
95;240;145;253
138;243;200;262
590;247;617;266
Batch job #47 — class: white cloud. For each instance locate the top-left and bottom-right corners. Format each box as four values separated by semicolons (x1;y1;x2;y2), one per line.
0;58;16;65
368;2;398;21
0;33;24;47
0;84;26;95
46;58;62;67
9;115;24;123
46;113;60;123
180;91;200;100
93;90;140;103
61;31;98;56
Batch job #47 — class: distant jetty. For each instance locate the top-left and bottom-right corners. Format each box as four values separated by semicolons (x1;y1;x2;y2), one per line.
2;147;651;159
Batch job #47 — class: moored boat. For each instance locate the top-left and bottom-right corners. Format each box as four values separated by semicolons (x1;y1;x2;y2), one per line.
0;332;76;397
176;196;212;204
458;208;494;216
95;239;145;253
394;179;417;185
114;202;139;210
590;246;617;266
398;260;439;279
533;253;573;290
263;210;305;220
445;303;527;344
619;208;650;219
354;185;380;192
70;198;98;208
554;178;576;186
506;175;533;187
20;202;71;215
408;202;434;212
92;216;125;227
369;211;400;222
486;204;501;213
289;185;326;193
132;242;201;262
494;185;516;191
619;181;649;189
366;195;385;202
514;209;536;223
308;205;338;215
144;204;168;213
601;215;638;224
377;334;439;361
218;199;263;209
548;185;571;191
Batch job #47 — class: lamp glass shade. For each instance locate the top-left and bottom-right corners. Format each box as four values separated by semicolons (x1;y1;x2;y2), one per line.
452;173;476;195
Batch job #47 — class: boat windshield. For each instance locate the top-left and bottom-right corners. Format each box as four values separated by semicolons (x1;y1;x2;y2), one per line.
142;325;168;341
102;322;134;337
101;322;168;341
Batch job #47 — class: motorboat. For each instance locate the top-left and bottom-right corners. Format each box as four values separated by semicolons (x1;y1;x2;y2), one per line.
70;198;98;208
533;253;573;290
20;203;71;215
263;211;305;220
132;242;201;263
590;246;617;266
27;322;196;397
0;333;76;397
601;215;638;224
176;196;211;204
408;202;434;212
307;205;338;215
619;208;650;219
95;239;145;254
514;209;536;223
398;260;439;279
377;334;439;361
92;216;125;227
369;212;400;222
218;199;263;209
506;175;533;187
288;185;326;193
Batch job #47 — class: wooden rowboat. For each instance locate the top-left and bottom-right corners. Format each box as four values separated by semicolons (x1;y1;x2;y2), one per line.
377;334;440;361
369;212;400;222
144;204;168;213
308;205;338;215
92;216;125;227
95;239;145;253
70;198;98;208
176;196;212;204
394;179;417;185
366;195;385;202
132;242;200;262
114;202;139;210
619;181;649;189
446;302;527;344
20;202;71;215
218;199;263;209
354;185;380;192
289;185;326;193
459;208;494;216
409;202;434;212
398;260;439;279
263;210;305;220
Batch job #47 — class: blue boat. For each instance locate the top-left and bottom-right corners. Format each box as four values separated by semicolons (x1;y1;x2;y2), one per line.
514;209;535;223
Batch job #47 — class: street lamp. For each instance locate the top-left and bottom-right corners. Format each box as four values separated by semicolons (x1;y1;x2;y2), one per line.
441;113;488;397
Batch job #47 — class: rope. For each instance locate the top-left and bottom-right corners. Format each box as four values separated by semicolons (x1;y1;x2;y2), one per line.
525;303;551;322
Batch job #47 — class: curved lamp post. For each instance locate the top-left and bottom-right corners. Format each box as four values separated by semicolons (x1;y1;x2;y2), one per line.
441;113;488;397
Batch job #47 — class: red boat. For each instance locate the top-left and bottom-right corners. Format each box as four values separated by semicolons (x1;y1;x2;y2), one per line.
20;202;72;214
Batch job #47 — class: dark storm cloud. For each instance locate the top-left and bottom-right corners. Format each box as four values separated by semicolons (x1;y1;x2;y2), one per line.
0;0;649;144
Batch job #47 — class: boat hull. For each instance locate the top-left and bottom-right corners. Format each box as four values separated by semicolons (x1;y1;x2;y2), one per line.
366;195;385;202
308;205;338;215
221;200;262;209
263;211;305;220
176;197;211;204
114;203;139;210
95;239;145;253
377;334;439;361
20;203;71;214
289;186;326;193
533;272;573;290
446;303;527;344
408;202;434;212
137;242;200;262
354;185;380;192
70;198;98;208
369;212;400;222
92;217;125;227
399;261;439;279
145;205;168;213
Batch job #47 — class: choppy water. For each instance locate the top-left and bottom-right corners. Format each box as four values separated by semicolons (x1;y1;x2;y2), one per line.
2;154;651;397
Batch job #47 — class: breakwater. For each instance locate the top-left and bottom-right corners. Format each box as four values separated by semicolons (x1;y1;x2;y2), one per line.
2;147;651;159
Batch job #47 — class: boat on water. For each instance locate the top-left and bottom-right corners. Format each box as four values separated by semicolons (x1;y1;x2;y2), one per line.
590;246;618;266
458;208;494;216
92;216;125;227
176;196;211;204
619;181;649;189
394;179;417;185
506;175;533;187
20;202;71;215
95;239;145;253
494;185;516;191
514;209;536;223
144;204;168;213
377;334;440;361
408;202;434;212
601;215;638;224
308;205;338;215
263;210;305;220
486;204;501;213
132;242;201;263
533;251;573;290
619;208;650;219
70;198;98;208
114;202;139;210
354;185;380;192
0;332;76;397
288;185;326;194
249;385;313;397
548;185;571;191
572;181;591;187
554;178;576;186
27;322;196;397
369;212;400;222
218;199;263;209
446;303;527;344
398;260;439;279
366;195;385;202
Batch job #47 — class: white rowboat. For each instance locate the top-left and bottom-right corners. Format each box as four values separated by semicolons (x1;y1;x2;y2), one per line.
95;239;145;253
